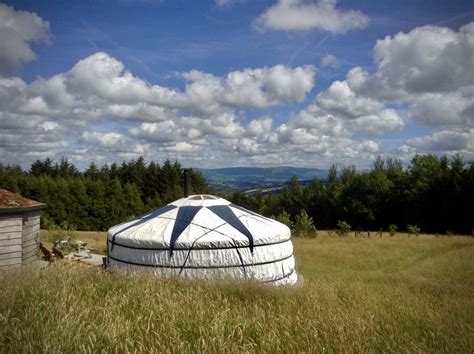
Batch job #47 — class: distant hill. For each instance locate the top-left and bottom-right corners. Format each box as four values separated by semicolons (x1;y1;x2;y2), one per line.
198;166;328;192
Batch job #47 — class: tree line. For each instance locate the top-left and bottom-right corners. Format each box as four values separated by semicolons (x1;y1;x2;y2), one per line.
228;154;473;235
0;157;209;231
0;154;472;234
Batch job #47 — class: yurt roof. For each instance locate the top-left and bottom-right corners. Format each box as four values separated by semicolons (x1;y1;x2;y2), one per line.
108;194;290;255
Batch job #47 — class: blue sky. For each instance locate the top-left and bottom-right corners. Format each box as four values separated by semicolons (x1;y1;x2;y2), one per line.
1;0;473;169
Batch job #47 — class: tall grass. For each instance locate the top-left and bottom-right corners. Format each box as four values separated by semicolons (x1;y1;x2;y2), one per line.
1;235;473;352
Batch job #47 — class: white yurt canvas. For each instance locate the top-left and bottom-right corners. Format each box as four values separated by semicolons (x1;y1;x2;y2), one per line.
107;194;298;285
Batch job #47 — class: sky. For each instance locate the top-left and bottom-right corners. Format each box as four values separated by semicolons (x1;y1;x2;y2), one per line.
0;0;473;170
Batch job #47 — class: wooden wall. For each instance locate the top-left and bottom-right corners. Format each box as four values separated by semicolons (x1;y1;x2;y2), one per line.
0;214;22;269
22;212;40;265
0;211;40;269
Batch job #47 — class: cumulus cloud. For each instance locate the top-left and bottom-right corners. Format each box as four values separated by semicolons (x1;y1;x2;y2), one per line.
65;53;184;108
410;91;474;128
0;3;51;72
81;131;125;148
403;129;474;154
159;142;201;152
246;117;273;136
0;109;68;163
347;22;474;102
373;23;474;94
2;18;473;168
300;22;474;158
288;79;404;137
183;64;315;111
316;80;384;118
346;110;404;136
3;52;314;119
129;121;184;143
0;52;317;165
255;0;369;34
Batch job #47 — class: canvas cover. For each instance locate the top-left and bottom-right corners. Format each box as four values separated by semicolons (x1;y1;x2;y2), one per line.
107;195;298;285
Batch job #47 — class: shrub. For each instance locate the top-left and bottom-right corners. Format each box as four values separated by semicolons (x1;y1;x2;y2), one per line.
40;213;55;230
388;224;398;236
335;220;351;237
407;224;421;236
293;210;318;238
43;220;78;252
276;210;293;229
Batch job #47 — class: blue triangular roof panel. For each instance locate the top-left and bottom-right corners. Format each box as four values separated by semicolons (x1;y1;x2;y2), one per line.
169;206;202;255
207;205;254;253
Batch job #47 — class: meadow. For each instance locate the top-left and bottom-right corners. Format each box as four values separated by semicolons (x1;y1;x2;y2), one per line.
1;233;473;352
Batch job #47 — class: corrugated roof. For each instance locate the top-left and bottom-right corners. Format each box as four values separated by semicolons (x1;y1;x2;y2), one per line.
0;189;45;209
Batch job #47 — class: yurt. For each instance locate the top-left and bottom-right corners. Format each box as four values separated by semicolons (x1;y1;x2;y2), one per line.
107;195;298;285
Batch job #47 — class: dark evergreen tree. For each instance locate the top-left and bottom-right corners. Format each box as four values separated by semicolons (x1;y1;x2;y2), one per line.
1;155;472;234
123;182;144;217
84;162;100;180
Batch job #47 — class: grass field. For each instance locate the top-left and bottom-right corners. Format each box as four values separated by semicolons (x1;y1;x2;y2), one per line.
39;229;108;255
1;233;473;352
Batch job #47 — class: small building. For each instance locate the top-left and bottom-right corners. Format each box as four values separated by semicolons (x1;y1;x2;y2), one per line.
0;189;46;269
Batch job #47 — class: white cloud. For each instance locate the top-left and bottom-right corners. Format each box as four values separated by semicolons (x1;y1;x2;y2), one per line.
347;109;404;136
129;121;182;143
0;3;51;72
404;129;474;153
0;52;317;167
246;117;273;136
290;109;348;137
40;121;58;131
303;21;474;159
81;131;125;148
316;80;384;118
160;142;201;152
320;54;340;69
2;18;473;169
183;64;315;111
288;79;405;137
347;22;474;102
1;52;314;123
255;0;369;34
105;104;178;122
179;113;245;139
410;91;474;128
66;53;184;108
0;130;68;151
373;23;474;94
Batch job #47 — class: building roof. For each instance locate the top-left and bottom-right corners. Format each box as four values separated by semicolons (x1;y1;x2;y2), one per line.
0;189;46;214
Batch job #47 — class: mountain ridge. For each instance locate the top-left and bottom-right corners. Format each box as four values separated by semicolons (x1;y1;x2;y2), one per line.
197;166;328;192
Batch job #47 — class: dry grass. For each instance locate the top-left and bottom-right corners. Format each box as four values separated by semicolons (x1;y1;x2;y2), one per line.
1;234;473;352
40;230;108;254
